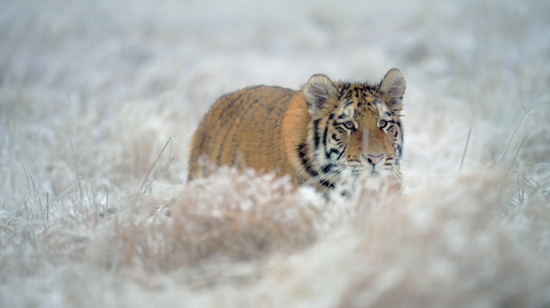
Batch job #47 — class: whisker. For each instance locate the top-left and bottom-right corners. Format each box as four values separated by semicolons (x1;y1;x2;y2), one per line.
321;168;344;196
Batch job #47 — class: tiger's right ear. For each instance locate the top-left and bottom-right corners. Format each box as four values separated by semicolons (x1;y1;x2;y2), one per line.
380;68;406;112
303;74;336;116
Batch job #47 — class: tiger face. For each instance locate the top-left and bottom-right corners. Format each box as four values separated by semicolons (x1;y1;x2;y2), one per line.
301;69;405;190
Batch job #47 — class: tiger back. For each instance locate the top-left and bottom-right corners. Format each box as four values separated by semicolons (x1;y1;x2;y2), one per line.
188;69;406;193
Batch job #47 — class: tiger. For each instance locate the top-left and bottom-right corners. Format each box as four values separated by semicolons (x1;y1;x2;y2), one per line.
188;69;406;194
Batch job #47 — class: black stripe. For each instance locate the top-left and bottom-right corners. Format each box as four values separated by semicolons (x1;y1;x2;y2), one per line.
322;117;330;158
336;145;347;160
395;144;402;157
319;179;335;189
343;100;354;109
321;164;334;174
296;143;318;177
313;119;321;149
327;148;339;158
217;93;244;121
246;98;261;112
338;83;350;100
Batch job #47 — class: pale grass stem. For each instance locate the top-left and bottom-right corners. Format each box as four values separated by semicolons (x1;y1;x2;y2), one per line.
140;138;176;195
23;164;30;192
506;136;527;176
499;106;537;163
23;165;42;207
460;126;472;172
69;137;83;201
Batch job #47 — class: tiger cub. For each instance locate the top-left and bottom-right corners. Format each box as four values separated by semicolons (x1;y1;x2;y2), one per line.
188;69;406;193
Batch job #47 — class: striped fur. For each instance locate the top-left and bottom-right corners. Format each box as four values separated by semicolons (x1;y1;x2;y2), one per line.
188;69;406;193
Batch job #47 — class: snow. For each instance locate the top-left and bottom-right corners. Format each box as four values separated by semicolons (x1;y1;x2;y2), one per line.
1;0;550;307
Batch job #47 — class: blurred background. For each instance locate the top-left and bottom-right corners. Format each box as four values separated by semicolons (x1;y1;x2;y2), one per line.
1;0;550;307
1;0;549;196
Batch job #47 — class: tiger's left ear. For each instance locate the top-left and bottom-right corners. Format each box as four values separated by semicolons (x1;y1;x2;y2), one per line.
303;74;337;116
380;68;406;112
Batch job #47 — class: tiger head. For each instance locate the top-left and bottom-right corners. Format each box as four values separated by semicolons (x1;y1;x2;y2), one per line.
302;69;406;189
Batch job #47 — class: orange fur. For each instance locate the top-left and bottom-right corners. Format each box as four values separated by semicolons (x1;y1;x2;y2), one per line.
188;69;406;193
188;86;305;183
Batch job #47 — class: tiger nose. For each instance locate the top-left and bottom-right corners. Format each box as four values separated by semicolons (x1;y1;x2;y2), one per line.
367;154;384;166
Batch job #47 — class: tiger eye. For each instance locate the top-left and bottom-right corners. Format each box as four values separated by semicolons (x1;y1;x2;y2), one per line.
344;121;355;130
379;120;388;129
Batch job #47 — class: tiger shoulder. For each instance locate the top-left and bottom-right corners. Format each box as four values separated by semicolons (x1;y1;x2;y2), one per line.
188;69;406;193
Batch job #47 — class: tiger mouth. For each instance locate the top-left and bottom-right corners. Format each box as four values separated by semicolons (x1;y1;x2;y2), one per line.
346;164;385;175
338;163;391;177
348;167;379;177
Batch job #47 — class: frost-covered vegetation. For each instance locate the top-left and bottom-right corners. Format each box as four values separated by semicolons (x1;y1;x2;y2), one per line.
1;0;550;307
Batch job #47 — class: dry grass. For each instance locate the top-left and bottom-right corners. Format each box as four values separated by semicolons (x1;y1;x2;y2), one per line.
1;0;550;307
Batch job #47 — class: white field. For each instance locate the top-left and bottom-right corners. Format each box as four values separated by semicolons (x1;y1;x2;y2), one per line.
1;0;550;307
